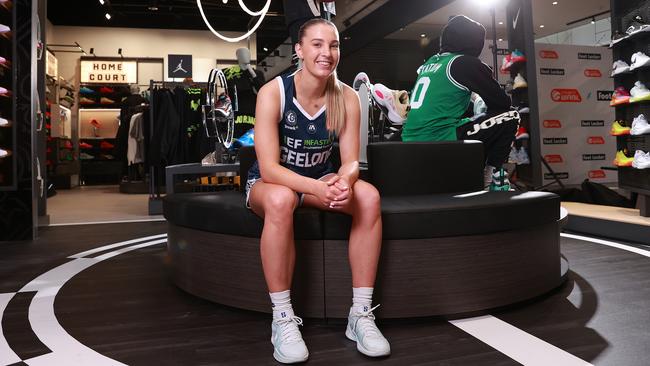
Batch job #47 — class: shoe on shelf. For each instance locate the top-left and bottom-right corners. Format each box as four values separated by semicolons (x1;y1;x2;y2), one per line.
630;81;650;103
0;86;11;97
630;52;650;71
511;49;526;64
80;152;95;160
0;117;8;127
631;114;650;135
0;148;8;158
100;141;114;149
101;154;115;160
610;30;628;47
79;142;93;149
100;97;116;104
353;72;371;91
80;97;95;105
0;56;9;68
63;140;73;149
500;54;514;72
517;105;530;114
610;86;631;106
610;120;631;136
0;24;10;34
516;147;530;165
99;86;114;94
346;305;391;357
513;73;528;90
271;312;309;364
632;150;650;169
613;150;634;167
515;126;529;140
90;119;102;129
489;167;512;191
611;60;631;76
79;86;95;95
625;15;650;36
372;83;409;125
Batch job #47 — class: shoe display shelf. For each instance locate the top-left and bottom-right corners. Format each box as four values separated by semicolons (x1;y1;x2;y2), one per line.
611;0;650;217
0;1;14;190
77;108;121;185
78;84;131;109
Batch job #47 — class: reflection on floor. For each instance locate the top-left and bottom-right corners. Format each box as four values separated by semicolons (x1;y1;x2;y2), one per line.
2;222;650;365
46;185;163;225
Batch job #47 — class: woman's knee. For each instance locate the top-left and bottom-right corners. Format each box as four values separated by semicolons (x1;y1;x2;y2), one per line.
353;181;381;215
263;186;298;217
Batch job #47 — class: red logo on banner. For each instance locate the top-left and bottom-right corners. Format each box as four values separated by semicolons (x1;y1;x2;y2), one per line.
539;50;559;59
544;154;564;163
587;136;605;144
543;120;562;128
551;89;582;102
588;170;606;179
584;69;602;77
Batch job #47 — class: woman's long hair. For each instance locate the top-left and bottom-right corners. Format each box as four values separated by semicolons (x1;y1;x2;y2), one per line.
298;18;346;135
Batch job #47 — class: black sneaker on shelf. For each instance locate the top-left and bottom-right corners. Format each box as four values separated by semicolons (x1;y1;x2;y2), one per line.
625;15;650;36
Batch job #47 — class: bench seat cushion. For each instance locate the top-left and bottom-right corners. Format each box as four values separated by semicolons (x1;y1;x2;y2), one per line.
323;191;560;240
163;191;323;239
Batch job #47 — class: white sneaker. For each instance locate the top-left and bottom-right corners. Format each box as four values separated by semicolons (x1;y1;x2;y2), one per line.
372;83;409;125
0;117;8;127
0;148;8;158
513;73;527;90
271;312;309;364
611;60;631;76
346;305;390;357
353;71;371;91
632;150;650;169
631;114;650;135
517;106;530;114
630;52;650;71
630;81;650;103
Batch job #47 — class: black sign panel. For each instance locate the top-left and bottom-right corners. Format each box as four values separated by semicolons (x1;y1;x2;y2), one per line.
597;90;613;101
583;154;606;161
545;172;569;180
168;54;192;78
581;120;605;127
540;68;565;75
578;52;602;60
543;137;568;144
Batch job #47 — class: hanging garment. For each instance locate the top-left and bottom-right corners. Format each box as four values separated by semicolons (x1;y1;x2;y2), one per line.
127;112;144;165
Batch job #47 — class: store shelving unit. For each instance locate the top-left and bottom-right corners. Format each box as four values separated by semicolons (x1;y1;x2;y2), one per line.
611;0;650;216
0;0;15;191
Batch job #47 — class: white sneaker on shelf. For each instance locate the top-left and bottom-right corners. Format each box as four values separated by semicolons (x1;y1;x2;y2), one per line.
630;81;650;103
630;52;650;71
0;117;8;127
0;148;8;158
632;150;650;169
353;71;371;91
346;305;391;357
611;60;631;76
631;114;650;135
372;83;409;125
513;73;528;90
271;312;309;364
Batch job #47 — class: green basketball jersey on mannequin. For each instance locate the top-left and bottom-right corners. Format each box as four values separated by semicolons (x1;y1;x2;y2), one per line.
402;53;471;142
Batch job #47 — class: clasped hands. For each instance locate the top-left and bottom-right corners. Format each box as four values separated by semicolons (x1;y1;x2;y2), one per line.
317;174;352;209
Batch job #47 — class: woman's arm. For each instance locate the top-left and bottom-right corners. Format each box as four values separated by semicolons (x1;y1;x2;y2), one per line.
336;84;361;187
255;79;337;203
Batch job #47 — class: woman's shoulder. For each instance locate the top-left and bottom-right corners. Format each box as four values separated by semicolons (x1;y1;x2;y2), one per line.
258;77;282;98
340;81;359;105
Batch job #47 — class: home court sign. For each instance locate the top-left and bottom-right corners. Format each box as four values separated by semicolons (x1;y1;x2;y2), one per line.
80;60;137;84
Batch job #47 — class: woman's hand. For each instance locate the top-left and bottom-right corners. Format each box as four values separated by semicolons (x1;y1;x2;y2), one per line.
314;175;346;208
329;176;352;208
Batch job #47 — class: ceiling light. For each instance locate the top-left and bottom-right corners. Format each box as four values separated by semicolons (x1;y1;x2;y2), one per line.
473;0;499;7
222;0;228;3
105;13;111;20
420;33;426;38
99;0;105;4
498;21;503;25
591;17;595;24
262;47;268;52
552;1;558;4
148;6;158;10
498;38;503;41
539;24;545;28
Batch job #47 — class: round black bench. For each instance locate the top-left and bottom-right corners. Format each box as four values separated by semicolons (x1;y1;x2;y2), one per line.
164;142;567;318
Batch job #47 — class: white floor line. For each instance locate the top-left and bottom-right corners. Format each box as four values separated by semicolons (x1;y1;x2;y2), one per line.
48;217;166;227
0;293;21;366
450;315;592;366
69;233;167;259
20;238;166;366
561;233;650;258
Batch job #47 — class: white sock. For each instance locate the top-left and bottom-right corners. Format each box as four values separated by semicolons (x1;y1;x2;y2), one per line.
351;287;373;313
270;290;294;320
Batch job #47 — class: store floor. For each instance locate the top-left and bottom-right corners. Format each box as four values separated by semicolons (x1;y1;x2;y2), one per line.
2;222;650;365
45;185;164;225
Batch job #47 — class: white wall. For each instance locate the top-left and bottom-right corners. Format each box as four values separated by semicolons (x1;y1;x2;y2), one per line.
536;18;611;46
49;26;257;84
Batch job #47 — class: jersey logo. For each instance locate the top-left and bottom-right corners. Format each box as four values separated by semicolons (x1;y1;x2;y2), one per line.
286;110;298;126
307;122;317;134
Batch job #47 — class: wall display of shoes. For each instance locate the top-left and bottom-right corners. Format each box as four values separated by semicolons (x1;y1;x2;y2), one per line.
0;0;14;190
610;0;650;216
78;84;132;108
78;108;120;138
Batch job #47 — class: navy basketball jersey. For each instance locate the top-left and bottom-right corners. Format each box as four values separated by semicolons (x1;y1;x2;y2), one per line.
247;72;334;182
